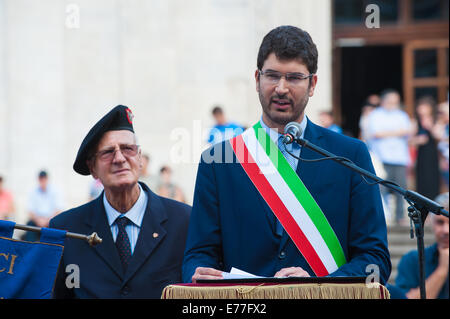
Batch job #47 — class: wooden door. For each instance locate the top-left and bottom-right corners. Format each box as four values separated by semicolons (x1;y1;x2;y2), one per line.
403;39;449;115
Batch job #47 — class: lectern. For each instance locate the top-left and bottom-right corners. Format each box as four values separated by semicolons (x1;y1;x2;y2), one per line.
161;277;390;299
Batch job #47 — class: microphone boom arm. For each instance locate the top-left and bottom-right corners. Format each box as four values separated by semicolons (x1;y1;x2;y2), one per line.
291;135;448;300
295;137;448;217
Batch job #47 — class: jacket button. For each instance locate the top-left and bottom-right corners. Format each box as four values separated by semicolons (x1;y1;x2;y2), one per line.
279;251;286;259
121;285;130;296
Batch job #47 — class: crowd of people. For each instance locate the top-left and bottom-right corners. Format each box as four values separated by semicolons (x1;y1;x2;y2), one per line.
320;90;449;227
316;91;449;299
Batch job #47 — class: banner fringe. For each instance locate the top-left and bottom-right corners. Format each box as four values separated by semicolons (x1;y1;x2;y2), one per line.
162;283;390;299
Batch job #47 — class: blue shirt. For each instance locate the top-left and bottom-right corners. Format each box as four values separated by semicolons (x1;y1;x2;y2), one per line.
28;185;64;217
366;107;411;166
396;243;449;299
207;122;245;145
104;184;148;254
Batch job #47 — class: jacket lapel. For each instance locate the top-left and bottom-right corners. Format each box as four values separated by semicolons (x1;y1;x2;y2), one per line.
86;195;124;280
123;183;168;284
296;119;325;189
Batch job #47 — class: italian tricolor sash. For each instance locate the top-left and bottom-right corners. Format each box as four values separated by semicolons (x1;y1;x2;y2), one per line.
229;122;346;276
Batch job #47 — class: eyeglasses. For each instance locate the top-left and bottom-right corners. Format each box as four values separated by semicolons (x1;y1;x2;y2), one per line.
93;144;140;161
259;69;314;86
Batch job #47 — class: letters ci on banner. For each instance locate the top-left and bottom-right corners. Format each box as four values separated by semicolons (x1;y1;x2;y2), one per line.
0;220;66;299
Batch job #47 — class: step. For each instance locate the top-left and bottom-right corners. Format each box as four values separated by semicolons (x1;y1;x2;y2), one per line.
387;233;435;245
385;225;435;285
388;245;425;258
387;225;433;234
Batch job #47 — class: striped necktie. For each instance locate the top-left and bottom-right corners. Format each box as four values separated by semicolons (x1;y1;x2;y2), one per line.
278;137;297;171
115;216;132;272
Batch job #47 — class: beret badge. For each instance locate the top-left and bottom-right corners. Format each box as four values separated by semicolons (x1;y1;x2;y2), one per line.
126;107;134;124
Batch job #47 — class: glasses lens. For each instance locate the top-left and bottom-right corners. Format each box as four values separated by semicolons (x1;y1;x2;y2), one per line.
264;72;281;83
120;144;138;156
97;145;138;161
286;74;303;83
98;149;115;161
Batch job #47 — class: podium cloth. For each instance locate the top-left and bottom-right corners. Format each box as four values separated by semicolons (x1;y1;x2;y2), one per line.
161;278;390;299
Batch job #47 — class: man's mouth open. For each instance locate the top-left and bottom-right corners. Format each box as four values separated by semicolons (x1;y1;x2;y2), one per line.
271;98;291;111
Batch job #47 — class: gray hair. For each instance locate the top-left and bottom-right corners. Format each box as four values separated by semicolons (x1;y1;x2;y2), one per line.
431;192;449;221
435;192;449;211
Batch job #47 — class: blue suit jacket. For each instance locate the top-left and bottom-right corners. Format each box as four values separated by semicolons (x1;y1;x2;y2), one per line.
182;119;391;284
50;182;190;298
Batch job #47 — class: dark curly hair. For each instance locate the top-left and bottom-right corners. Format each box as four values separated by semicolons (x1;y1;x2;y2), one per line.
257;26;318;74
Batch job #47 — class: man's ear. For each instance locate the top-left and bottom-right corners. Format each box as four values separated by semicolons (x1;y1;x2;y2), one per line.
308;74;318;97
138;150;143;169
87;159;98;179
255;69;260;93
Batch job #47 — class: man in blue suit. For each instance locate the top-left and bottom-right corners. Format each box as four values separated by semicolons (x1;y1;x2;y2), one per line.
50;105;190;298
183;26;391;284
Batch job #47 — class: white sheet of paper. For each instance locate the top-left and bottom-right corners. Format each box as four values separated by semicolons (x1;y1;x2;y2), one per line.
221;267;265;279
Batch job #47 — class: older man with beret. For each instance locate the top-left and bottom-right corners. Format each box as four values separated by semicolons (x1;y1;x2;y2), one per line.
50;105;190;298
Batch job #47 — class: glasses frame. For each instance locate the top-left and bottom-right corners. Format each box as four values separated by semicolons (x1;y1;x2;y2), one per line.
91;144;140;162
258;69;314;86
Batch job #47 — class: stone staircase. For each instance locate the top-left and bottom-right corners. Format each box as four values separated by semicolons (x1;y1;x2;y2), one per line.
387;224;435;285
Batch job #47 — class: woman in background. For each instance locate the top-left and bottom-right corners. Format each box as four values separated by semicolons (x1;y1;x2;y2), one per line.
410;96;441;200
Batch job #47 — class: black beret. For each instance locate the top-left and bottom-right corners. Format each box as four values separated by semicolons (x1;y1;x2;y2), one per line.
73;105;135;175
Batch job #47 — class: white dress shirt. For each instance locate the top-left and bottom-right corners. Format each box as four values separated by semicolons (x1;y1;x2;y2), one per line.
103;184;148;255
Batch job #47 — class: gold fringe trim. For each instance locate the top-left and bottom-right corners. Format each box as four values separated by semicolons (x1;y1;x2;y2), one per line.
162;283;390;299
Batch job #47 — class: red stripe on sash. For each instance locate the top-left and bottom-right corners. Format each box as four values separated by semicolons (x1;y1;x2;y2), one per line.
231;135;328;276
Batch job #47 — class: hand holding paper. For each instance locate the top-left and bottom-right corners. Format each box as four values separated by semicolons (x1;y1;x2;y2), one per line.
222;267;265;280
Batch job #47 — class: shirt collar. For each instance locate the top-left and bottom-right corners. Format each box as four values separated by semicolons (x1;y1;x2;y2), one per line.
259;115;307;145
104;183;147;227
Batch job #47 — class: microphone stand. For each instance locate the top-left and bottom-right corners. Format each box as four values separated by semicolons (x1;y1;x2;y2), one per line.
291;136;449;299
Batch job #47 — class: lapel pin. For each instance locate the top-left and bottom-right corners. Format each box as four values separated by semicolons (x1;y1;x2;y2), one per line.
153;232;159;238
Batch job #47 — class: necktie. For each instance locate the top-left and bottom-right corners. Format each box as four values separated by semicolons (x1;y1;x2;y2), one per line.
278;137;297;171
115;216;132;271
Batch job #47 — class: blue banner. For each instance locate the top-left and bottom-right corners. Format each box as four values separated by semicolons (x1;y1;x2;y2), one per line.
0;220;66;299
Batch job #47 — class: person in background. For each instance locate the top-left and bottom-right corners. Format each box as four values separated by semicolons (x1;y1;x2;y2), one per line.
88;177;104;200
433;101;449;190
318;110;343;134
139;153;159;191
395;192;449;299
0;175;15;221
157;165;186;204
358;98;377;142
366;93;380;108
409;96;440;201
207;106;245;145
25;170;64;241
366;89;413;226
358;99;390;221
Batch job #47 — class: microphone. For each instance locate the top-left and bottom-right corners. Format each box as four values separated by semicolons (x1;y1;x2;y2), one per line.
282;122;303;144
